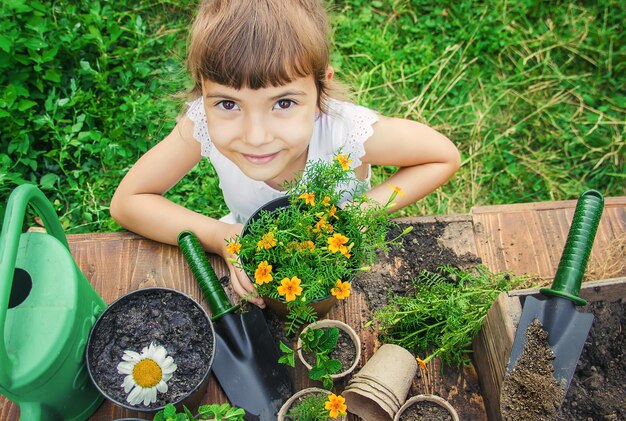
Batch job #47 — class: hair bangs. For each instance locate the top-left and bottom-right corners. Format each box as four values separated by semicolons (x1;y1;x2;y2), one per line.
188;0;330;92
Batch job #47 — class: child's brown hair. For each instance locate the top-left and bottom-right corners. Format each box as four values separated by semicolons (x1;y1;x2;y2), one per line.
187;0;344;110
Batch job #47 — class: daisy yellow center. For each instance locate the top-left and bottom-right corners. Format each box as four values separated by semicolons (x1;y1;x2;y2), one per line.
132;359;162;388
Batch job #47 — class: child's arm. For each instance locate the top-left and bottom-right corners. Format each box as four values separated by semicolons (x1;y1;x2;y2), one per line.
110;116;264;307
361;116;461;209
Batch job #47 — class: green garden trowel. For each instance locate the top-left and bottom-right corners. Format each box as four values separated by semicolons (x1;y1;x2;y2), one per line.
177;231;292;420
507;189;604;394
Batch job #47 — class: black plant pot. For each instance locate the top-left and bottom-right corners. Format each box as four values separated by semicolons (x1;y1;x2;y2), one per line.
86;288;215;413
242;196;339;319
244;196;292;228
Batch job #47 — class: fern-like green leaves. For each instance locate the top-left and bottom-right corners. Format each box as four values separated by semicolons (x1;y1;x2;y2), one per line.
375;265;529;366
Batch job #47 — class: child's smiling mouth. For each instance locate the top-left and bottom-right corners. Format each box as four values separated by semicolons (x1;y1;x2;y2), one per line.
242;152;279;164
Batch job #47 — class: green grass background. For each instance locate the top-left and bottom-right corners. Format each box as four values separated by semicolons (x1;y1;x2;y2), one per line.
1;0;624;233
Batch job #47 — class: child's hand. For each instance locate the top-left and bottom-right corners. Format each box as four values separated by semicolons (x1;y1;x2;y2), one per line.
222;223;266;308
229;263;266;309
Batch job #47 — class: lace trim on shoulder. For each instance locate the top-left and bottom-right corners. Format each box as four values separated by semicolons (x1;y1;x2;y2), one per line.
186;97;212;157
344;104;379;168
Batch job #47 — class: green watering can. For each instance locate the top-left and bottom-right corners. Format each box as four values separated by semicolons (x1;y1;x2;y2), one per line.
0;185;106;420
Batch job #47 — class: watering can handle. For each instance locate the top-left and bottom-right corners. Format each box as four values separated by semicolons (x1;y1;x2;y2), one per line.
0;184;69;387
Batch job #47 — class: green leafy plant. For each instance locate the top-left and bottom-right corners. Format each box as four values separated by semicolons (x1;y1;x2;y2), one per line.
285;391;347;420
230;153;407;334
153;402;245;421
374;264;529;367
286;393;328;421
281;327;342;390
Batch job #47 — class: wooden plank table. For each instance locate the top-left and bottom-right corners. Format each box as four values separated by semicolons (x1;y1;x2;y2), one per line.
1;196;624;420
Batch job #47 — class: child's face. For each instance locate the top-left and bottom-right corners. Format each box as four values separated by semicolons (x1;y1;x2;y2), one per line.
201;75;319;188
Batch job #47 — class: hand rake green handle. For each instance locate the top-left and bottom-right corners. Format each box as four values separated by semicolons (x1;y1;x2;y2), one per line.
540;190;604;306
0;185;70;388
177;230;238;320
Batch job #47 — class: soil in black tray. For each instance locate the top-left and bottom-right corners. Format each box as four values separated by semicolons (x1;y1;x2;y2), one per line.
558;299;626;421
500;319;565;421
301;327;357;372
88;289;214;410
398;401;454;420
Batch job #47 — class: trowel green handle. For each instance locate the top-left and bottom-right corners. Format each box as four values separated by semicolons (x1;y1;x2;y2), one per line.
177;231;238;320
0;184;70;387
540;190;604;306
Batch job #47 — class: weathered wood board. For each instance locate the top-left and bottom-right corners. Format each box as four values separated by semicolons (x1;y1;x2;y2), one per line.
2;196;624;420
472;196;626;280
0;217;486;420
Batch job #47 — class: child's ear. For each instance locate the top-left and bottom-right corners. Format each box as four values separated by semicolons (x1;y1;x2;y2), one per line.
325;66;334;81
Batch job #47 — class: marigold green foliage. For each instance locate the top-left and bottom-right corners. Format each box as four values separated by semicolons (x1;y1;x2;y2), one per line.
236;156;398;333
375;265;528;366
285;393;332;421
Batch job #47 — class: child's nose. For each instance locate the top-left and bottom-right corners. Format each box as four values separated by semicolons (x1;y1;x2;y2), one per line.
243;114;271;146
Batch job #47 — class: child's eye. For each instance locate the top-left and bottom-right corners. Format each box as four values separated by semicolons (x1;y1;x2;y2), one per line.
217;100;239;111
273;99;295;110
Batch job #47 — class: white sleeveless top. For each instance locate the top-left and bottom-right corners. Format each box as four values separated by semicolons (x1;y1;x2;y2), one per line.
186;97;379;224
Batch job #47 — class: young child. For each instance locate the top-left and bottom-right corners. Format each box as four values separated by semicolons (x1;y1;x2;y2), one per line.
110;0;460;307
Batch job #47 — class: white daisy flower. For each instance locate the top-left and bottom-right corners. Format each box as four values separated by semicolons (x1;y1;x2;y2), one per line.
117;342;177;406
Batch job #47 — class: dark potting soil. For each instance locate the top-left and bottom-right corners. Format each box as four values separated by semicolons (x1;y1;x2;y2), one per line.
398;400;454;421
557;299;626;420
265;221;480;353
88;289;214;410
352;221;481;312
301;327;357;373
500;319;565;421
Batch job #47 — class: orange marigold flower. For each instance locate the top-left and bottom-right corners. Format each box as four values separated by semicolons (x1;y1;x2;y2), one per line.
323;196;331;206
314;217;327;233
226;240;241;254
277;277;303;302
328;204;338;220
254;261;273;285
416;357;428;370
387;183;406;197
301;240;315;252
331;280;351;300
339;245;351;259
325;393;347;418
256;231;277;250
299;192;315;206
335;153;352;171
328;233;349;253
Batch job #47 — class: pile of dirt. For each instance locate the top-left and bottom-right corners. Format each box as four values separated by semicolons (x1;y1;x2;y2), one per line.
397;400;454;420
499;319;565;420
352;221;481;312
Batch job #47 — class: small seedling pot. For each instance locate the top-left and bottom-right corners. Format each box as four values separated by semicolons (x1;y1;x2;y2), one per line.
393;394;460;421
343;382;399;420
86;288;215;413
347;377;402;409
297;319;361;380
278;387;347;421
344;344;417;420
